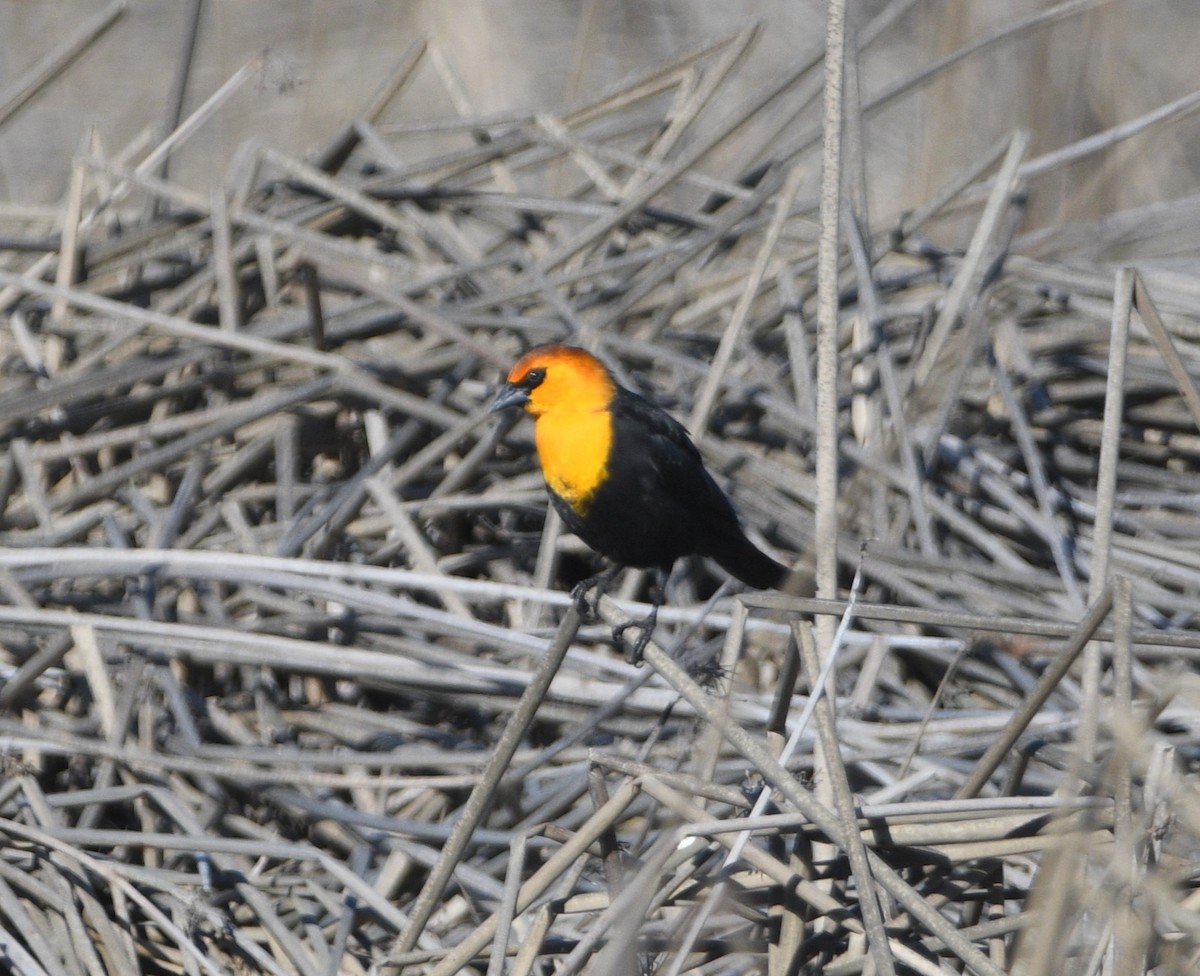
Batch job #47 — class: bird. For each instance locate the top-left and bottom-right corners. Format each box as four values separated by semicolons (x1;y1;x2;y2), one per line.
490;343;791;660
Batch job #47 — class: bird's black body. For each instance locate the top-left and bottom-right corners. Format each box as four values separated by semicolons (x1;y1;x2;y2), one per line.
549;385;789;591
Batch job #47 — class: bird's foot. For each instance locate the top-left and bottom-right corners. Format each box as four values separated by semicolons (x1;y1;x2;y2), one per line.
612;603;659;665
570;565;622;622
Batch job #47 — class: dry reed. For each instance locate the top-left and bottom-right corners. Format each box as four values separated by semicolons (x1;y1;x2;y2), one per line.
2;6;1200;975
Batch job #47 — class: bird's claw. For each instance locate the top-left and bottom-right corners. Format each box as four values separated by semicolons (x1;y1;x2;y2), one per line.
571;566;661;663
570;566;621;622
570;577;603;622
612;605;658;665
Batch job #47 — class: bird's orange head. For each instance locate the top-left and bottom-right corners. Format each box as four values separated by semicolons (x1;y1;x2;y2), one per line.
490;345;616;418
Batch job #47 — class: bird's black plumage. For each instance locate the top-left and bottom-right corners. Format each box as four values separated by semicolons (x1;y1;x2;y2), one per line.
548;385;788;590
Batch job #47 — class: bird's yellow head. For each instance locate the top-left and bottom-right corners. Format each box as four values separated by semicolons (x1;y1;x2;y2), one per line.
491;345;618;513
491;345;616;418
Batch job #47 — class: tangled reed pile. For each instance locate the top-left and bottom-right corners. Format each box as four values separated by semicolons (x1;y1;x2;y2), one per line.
2;12;1200;976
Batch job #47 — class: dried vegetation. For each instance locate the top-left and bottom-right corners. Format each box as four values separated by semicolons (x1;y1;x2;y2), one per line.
2;4;1200;975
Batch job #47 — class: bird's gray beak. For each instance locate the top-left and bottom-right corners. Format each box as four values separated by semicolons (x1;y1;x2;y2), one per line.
489;384;530;414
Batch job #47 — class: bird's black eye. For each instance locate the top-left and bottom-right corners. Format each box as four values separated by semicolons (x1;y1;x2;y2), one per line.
523;367;546;389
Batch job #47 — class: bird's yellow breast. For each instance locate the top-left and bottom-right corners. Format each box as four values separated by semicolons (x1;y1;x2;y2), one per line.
535;407;612;515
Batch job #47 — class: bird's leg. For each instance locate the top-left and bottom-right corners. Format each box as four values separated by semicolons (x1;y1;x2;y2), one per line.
570;563;623;622
612;568;668;664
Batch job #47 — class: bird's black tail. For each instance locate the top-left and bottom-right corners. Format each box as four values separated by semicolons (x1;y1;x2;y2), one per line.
708;530;791;591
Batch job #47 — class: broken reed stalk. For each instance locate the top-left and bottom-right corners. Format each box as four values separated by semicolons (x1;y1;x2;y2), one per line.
956;586;1114;801
394;605;582;954
600;598;1007;976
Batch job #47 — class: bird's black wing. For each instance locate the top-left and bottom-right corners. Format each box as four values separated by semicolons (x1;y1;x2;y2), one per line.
604;386;788;589
608;387;740;525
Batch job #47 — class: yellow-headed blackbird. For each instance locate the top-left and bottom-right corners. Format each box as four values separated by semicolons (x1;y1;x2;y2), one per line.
491;344;789;657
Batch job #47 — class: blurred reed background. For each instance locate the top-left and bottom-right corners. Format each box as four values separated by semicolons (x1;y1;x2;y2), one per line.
1;0;1197;239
